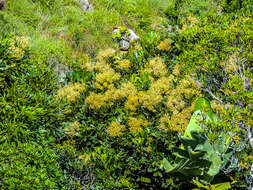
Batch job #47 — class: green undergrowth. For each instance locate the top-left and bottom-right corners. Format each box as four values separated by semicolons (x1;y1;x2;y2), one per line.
0;0;168;60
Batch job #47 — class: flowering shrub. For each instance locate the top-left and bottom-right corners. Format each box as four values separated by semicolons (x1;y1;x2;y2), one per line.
56;1;252;188
57;34;202;188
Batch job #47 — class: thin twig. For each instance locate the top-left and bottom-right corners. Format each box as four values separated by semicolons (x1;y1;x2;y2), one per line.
191;76;227;107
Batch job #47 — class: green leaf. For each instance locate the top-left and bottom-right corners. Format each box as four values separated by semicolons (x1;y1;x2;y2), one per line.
184;110;203;138
161;158;173;172
194;98;213;119
210;182;231;190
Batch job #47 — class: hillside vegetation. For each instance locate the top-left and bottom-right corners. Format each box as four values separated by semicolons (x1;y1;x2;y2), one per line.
0;0;252;189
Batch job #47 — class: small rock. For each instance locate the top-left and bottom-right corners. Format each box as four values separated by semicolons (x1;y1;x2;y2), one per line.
0;0;5;10
54;63;71;83
167;25;173;32
119;40;130;51
112;27;139;51
128;29;139;42
79;0;93;12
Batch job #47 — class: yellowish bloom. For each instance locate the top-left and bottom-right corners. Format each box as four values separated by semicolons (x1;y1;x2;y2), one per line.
125;92;139;111
211;100;225;114
127;117;148;133
79;153;91;163
97;48;115;62
150;77;172;95
85;62;94;72
94;61;112;73
95;70;121;90
187;15;199;24
64;121;80;136
56;83;86;102
172;64;181;77
107;121;126;137
85;92;106;110
139;89;162;112
8;36;29;59
144;57;167;77
158;39;171;51
146;146;152;152
120;81;137;96
116;59;131;70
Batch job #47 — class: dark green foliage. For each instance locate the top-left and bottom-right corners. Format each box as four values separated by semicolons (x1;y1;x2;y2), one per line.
32;0;57;10
0;35;68;188
220;0;253;13
0;140;63;189
0;36;61;141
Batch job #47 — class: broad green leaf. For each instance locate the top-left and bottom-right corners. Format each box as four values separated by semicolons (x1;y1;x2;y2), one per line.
194;98;214;119
210;182;231;190
184;110;203;138
161;158;173;172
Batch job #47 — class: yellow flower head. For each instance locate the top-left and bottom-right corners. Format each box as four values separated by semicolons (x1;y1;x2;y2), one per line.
116;59;131;70
97;48;115;62
94;61;112;73
84;62;95;72
211;100;225;114
107;121;126;137
8;36;29;59
120;82;137;96
127;117;148;133
172;64;181;77
150;77;172;95
158;39;171;51
64;121;80;136
139;89;162;112
56;83;86;102
125;92;139;111
144;57;167;77
85;92;106;110
95;70;121;90
187;15;199;24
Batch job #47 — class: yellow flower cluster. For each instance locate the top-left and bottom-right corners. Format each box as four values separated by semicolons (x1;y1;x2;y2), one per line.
56;83;86;102
84;62;95;72
220;53;238;76
85;92;107;109
84;47;203;134
97;48;115;62
150;77;173;95
8;36;29;59
211;100;225;115
164;75;201;131
166;95;186;113
62;140;76;156
144;57;167;77
120;81;137;96
104;87;125;102
139;89;162;112
178;24;188;34
125;92;139;111
107;121;126;137
115;59;131;70
159;106;194;132
94;61;112;73
95;70;121;90
86;81;137;110
172;64;181;77
127;117;148;133
64;121;80;136
79;153;91;164
187;15;199;24
158;39;171;51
